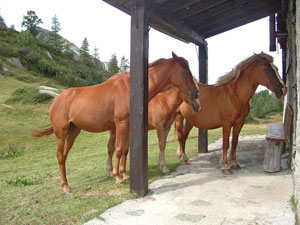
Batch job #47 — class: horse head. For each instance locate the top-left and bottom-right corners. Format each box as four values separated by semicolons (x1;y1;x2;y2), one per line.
171;52;200;112
255;53;286;98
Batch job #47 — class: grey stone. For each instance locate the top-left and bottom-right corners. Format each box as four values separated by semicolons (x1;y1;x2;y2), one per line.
190;200;211;206
125;209;144;216
175;214;205;223
6;57;24;69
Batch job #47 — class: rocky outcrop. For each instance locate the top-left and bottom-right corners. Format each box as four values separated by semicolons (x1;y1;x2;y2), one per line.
6;57;24;69
35;27;80;60
39;86;60;99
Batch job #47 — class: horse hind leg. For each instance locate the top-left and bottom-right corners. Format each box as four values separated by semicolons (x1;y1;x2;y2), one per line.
113;121;129;184
105;129;116;178
221;125;233;175
176;116;193;165
156;126;171;175
56;123;81;193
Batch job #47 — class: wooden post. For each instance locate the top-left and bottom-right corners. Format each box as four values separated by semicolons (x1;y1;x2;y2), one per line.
129;0;149;197
269;14;276;51
198;42;208;153
263;140;283;172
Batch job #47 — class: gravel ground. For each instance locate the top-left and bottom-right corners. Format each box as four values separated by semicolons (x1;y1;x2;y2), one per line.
85;135;295;225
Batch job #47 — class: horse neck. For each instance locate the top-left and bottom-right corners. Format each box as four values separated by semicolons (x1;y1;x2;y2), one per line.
233;64;259;103
164;87;182;110
148;63;173;100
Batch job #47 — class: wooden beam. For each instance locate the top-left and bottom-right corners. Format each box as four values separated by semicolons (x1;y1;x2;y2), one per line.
148;3;204;46
200;4;280;38
129;0;149;197
269;14;276;51
174;0;228;20
102;0;132;15
192;0;280;30
198;42;208;153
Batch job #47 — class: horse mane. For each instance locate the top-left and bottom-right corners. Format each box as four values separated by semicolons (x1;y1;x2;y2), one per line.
149;58;172;68
215;52;274;86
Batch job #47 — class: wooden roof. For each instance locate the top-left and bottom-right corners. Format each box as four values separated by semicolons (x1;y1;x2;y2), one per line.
103;0;282;45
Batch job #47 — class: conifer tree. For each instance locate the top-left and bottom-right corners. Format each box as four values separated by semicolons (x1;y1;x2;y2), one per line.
120;56;129;72
107;54;120;75
80;37;89;57
21;10;43;35
49;14;63;52
0;14;6;28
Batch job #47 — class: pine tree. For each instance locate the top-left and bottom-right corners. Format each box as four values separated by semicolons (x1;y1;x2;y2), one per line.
93;46;99;59
120;56;129;72
21;10;43;35
80;37;89;57
107;54;120;75
49;15;63;52
0;15;6;28
79;37;92;66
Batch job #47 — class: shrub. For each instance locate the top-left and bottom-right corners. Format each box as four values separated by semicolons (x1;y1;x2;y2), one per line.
15;74;40;83
5;175;42;186
17;30;35;47
5;87;53;104
1;144;23;158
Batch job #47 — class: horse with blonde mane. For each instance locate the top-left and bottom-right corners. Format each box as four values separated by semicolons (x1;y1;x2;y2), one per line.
176;53;286;175
33;52;199;193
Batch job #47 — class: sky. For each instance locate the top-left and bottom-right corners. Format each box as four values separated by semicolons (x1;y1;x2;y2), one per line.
0;0;282;88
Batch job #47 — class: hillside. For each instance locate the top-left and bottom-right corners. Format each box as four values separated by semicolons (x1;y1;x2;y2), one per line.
0;26;117;88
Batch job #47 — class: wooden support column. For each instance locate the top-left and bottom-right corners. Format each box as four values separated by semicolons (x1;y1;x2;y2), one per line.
269;14;276;51
129;0;149;197
198;42;208;153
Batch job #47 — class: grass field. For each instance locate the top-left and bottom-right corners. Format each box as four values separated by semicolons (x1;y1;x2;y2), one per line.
0;72;282;224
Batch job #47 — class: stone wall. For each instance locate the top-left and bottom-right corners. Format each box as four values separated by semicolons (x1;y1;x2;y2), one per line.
287;0;300;220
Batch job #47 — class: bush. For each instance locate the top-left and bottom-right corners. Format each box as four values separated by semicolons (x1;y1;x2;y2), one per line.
5;87;53;104
17;30;35;47
15;74;40;83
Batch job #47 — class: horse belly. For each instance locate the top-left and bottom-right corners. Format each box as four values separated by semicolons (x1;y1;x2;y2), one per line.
72;118;114;133
182;107;222;130
69;106;115;132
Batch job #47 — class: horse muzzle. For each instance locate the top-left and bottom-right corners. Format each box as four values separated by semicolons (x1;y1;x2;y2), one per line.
275;85;287;98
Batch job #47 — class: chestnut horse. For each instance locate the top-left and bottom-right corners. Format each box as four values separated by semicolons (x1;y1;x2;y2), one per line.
33;52;199;193
105;84;182;176
175;53;286;175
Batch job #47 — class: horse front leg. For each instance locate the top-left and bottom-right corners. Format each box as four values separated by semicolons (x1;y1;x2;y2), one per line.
230;105;249;170
175;113;192;164
105;129;116;177
230;122;244;170
221;124;232;175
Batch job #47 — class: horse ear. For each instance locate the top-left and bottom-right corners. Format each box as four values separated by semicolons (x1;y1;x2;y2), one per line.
172;52;178;59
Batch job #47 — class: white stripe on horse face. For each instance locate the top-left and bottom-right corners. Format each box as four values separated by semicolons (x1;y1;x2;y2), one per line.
270;63;285;86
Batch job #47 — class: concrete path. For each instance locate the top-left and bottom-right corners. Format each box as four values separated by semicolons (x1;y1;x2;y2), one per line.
85;135;295;225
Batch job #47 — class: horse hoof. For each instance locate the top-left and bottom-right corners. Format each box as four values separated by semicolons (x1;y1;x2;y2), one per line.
222;169;233;175
64;187;72;194
231;164;241;170
163;171;170;175
115;180;124;185
123;176;130;182
179;160;189;165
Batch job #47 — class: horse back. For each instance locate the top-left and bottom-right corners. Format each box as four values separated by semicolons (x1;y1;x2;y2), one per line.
49;75;130;132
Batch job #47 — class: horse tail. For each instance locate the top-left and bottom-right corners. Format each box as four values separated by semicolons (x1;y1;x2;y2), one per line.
32;125;54;137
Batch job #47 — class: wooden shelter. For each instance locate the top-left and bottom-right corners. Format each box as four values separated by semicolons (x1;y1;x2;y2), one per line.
102;0;287;196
